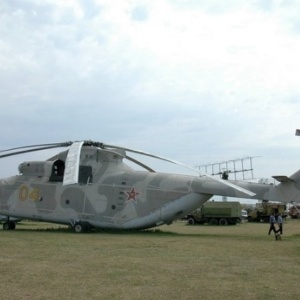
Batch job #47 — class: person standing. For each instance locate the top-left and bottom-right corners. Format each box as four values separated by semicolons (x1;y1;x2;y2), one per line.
276;213;283;235
268;213;276;235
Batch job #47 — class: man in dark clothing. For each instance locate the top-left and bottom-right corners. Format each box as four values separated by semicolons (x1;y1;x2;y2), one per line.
276;213;283;235
268;213;276;235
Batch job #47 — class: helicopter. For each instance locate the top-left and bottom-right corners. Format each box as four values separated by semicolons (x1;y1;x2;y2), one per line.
0;140;300;232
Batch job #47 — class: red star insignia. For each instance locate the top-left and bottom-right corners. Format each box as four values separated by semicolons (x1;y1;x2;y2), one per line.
125;187;140;203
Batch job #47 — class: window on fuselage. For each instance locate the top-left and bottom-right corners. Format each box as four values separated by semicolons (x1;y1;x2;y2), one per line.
79;165;93;184
49;160;65;182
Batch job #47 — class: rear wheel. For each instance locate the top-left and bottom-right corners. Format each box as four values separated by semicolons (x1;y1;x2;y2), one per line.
187;217;195;225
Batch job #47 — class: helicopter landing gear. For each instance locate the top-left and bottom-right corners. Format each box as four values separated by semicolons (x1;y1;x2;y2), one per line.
3;221;16;230
73;221;91;233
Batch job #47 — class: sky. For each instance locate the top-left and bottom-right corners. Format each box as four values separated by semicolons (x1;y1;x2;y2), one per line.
1;0;300;191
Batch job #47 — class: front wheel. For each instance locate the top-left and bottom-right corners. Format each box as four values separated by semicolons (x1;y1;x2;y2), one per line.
74;222;84;233
187;217;195;225
73;222;91;233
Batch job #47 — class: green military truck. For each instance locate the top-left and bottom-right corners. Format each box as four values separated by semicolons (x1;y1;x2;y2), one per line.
247;201;287;222
186;201;242;226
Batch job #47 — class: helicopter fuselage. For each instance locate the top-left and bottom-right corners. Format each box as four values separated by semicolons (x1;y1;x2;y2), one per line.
0;171;213;230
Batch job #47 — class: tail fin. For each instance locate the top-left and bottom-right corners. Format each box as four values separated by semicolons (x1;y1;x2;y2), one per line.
272;170;300;203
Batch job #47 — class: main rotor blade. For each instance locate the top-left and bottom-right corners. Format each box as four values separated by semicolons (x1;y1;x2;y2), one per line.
102;143;200;173
0;144;70;159
125;155;156;172
0;142;72;153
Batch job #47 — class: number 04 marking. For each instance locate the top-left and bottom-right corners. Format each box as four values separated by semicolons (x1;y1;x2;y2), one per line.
19;186;40;201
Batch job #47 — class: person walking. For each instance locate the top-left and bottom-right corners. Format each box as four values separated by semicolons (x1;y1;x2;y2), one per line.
276;213;283;235
268;213;276;235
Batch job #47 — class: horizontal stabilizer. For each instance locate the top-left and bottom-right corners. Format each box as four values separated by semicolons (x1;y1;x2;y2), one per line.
272;175;294;183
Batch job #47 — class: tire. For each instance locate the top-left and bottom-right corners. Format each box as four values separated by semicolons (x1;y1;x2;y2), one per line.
187;217;195;225
3;222;10;230
74;222;84;233
3;221;15;230
209;218;218;225
219;218;228;226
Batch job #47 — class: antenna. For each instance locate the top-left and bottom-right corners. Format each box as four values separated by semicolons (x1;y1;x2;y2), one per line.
196;156;260;181
197;156;260;202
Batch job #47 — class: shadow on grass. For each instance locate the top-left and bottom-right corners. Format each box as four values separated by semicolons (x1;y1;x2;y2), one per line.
11;223;176;235
3;221;207;236
4;221;300;241
0;223;270;240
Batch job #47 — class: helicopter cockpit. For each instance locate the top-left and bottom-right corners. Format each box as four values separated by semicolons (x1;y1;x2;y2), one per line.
18;159;92;185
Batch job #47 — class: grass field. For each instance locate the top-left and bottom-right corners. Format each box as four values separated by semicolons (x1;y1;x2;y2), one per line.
0;220;299;300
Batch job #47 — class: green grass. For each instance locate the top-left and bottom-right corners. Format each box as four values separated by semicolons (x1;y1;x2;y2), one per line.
0;220;299;300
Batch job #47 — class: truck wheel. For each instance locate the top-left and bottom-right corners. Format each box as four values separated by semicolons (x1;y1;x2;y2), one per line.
209;218;218;225
219;218;228;226
187;217;195;225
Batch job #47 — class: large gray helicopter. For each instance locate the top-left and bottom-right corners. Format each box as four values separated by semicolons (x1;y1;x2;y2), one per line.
0;141;299;232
